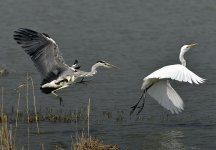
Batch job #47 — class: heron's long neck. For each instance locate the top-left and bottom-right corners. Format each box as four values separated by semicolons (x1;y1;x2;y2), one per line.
179;51;186;66
89;63;100;76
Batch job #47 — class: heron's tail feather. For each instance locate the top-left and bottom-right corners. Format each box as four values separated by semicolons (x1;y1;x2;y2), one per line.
41;69;62;86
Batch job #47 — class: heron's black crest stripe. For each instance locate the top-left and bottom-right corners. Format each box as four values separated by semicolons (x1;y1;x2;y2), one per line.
96;60;105;63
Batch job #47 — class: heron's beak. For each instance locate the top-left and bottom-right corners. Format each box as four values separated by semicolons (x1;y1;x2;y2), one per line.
188;43;197;48
106;63;120;69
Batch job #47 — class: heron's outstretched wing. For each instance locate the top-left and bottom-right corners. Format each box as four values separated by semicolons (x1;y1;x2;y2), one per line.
145;64;205;84
13;28;69;79
148;80;184;114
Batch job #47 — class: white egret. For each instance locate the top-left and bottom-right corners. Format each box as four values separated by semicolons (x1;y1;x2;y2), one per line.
130;43;205;115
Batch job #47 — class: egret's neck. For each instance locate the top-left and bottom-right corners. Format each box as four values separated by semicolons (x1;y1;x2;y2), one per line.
179;50;186;67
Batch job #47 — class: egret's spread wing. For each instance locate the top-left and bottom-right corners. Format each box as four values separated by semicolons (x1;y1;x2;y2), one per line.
13;28;69;79
148;80;184;114
145;64;205;84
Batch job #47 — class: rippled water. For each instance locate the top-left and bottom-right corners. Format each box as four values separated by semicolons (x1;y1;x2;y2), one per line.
0;0;216;149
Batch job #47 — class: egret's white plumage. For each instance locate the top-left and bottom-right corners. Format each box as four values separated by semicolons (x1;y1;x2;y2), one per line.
131;43;205;115
142;64;205;86
148;80;183;114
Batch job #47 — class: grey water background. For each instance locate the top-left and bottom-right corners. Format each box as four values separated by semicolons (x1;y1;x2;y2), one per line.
0;0;216;149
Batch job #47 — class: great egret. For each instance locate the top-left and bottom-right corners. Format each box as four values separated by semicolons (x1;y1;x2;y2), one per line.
13;28;117;105
130;43;205;115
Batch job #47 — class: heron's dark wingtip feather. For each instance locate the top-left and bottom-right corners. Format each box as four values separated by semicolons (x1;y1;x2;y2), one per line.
13;31;23;38
18;28;38;34
13;28;67;80
13;28;45;44
14;30;32;40
13;28;38;39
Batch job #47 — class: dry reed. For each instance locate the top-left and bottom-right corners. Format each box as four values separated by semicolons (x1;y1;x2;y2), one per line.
0;76;122;150
72;98;120;150
0;87;16;150
72;133;120;150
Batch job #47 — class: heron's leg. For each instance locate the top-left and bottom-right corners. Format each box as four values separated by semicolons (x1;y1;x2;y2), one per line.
76;78;89;85
130;90;145;115
80;77;84;82
52;91;64;106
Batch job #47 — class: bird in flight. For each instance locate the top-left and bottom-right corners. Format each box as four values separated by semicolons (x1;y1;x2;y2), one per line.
13;28;117;105
130;43;205;115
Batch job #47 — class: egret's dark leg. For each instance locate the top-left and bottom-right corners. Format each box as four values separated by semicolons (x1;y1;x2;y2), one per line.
130;90;146;115
52;91;64;106
137;91;147;115
130;83;154;115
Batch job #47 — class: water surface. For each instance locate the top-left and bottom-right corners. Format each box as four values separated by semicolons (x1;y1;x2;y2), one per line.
0;0;216;149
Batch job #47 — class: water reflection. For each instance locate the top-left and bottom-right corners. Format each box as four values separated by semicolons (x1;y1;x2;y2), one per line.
159;130;185;150
141;130;187;150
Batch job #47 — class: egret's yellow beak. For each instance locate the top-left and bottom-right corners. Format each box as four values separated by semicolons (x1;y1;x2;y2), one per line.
188;43;197;48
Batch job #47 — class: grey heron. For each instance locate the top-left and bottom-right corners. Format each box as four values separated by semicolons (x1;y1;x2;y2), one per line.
13;28;117;105
130;44;205;115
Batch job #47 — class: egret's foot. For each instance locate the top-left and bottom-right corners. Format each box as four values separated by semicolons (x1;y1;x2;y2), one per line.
137;103;145;115
130;97;146;115
130;104;139;115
